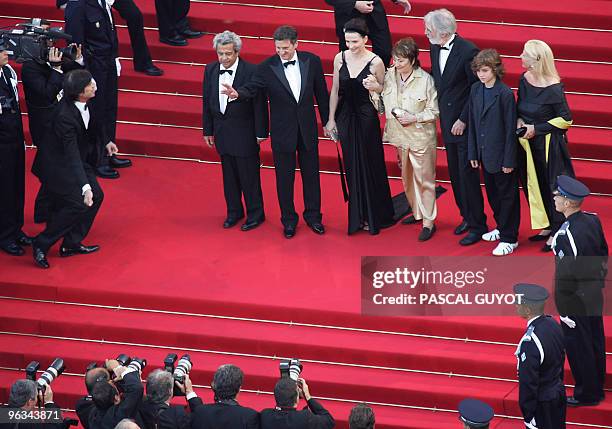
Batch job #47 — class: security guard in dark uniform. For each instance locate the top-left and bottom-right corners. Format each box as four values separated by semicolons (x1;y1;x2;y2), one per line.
0;40;30;257
514;283;566;429
551;175;608;407
457;398;494;428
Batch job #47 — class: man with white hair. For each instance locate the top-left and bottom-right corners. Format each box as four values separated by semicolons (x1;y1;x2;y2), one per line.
203;31;269;231
424;9;487;245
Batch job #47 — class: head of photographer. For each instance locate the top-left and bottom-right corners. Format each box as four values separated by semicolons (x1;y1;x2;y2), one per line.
260;360;335;429
8;379;56;411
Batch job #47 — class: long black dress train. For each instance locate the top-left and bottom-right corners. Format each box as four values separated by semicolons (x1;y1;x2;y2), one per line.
517;74;574;234
336;53;394;235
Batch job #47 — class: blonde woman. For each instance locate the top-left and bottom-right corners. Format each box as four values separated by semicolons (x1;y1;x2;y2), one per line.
517;40;574;251
372;38;439;241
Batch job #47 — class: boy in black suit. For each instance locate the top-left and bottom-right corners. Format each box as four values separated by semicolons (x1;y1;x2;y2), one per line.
222;26;330;239
203;31;269;231
467;49;520;256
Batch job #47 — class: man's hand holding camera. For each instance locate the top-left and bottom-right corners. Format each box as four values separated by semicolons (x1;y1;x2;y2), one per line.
175;374;194;396
297;378;311;401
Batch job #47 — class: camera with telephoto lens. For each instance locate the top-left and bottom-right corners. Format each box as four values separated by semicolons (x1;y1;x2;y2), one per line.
0;18;75;63
25;358;65;393
116;354;147;372
279;358;302;381
163;353;192;396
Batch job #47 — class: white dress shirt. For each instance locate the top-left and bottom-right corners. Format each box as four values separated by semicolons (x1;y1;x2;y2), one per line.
438;33;456;75
74;101;92;195
219;57;239;114
282;52;301;102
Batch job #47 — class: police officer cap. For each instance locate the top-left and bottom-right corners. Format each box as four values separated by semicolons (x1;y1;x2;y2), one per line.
458;399;494;427
513;283;549;304
556;175;590;201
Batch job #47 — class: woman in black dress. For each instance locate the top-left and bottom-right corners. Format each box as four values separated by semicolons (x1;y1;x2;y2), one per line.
517;39;574;251
326;18;395;235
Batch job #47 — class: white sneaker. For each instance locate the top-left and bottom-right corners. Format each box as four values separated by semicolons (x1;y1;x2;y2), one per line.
492;242;518;256
482;229;500;242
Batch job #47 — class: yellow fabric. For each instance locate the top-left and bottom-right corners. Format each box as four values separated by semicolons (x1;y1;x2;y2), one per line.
544;117;572;164
519;138;550;229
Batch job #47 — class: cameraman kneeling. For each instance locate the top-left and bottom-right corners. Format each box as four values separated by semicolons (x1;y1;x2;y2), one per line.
140;370;202;429
0;380;63;429
89;359;144;429
261;378;334;429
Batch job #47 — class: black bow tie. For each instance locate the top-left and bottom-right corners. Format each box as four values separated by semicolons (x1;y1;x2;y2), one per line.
440;39;455;51
220;69;233;75
283;60;296;68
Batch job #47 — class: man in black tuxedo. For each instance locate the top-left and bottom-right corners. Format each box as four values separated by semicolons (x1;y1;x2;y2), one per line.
0;40;30;257
203;31;268;231
260;378;334;429
0;380;64;429
425;8;486;245
223;26;330;239
64;0;132;178
31;69;106;269
58;0;163;76
155;0;203;46
191;364;259;429
325;0;411;67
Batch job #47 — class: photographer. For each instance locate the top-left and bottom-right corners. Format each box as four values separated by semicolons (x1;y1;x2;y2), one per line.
139;370;202;429
76;367;113;429
0;380;63;429
0;40;30;258
191;364;258;429
88;359;144;429
21;24;84;223
260;378;334;429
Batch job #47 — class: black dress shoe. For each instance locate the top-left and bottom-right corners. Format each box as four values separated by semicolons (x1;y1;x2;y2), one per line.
135;64;164;76
59;244;100;257
459;232;482;246
1;242;25;256
110;155;132;168
160;35;188;46
33;247;50;268
541;244;552;252
284;226;296;239
418;225;436;242
180;29;204;39
454;221;469;235
528;231;551;242
96;165;120;179
567;396;600;407
17;233;33;246
223;217;242;229
241;219;263;231
307;222;325;235
401;214;418;225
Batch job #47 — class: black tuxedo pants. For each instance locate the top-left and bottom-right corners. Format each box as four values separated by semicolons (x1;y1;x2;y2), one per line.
87;55;118;167
0;141;25;246
273;135;322;227
563;316;606;403
221;154;264;223
35;173;104;253
444;139;487;234
155;0;190;39
482;169;520;243
335;11;392;67
113;0;154;70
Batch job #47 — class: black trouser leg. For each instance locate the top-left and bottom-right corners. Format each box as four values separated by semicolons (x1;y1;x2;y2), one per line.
62;174;104;247
297;137;322;225
87;56;118;167
220;155;245;220
483;169;520;243
0;142;25;246
154;0;176;39
34;183;52;223
272;150;298;228
457;140;487;234
235;154;264;223
534;395;567;429
443;140;465;222
366;17;392;67
175;0;191;34
113;0;153;70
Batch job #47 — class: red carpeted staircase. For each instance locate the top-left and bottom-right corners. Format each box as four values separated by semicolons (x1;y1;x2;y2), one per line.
1;1;611;428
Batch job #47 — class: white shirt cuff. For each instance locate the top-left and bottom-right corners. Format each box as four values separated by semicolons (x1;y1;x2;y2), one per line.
186;392;198;400
82;184;92;195
76;56;85;66
115;58;121;77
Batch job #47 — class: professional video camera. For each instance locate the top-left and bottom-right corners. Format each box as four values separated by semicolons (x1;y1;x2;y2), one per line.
163;353;193;396
0;18;75;63
279;358;302;381
25;358;66;394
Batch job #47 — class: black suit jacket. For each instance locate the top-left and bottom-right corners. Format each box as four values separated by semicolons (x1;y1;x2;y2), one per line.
260;399;335;429
0;64;23;146
203;59;268;157
32;97;101;194
191;401;259;429
324;0;389;32
0;403;64;429
88;371;144;429
467;80;517;173
237;51;329;153
429;34;478;143
139;396;203;429
76;396;95;429
65;0;119;59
